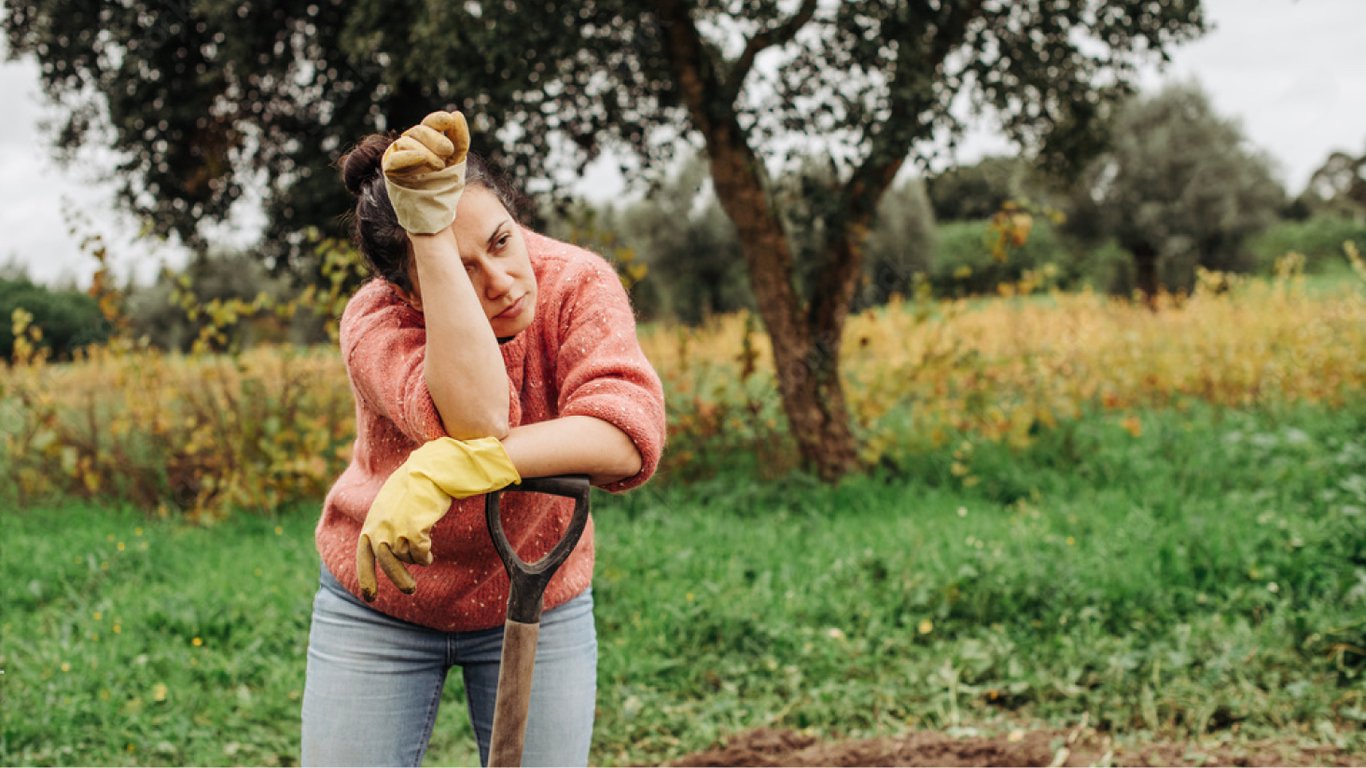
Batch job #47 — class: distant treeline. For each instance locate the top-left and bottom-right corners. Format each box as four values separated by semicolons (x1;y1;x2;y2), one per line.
5;85;1365;359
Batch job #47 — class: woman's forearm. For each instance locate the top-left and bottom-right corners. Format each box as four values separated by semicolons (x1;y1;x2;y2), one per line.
501;416;643;487
410;231;510;439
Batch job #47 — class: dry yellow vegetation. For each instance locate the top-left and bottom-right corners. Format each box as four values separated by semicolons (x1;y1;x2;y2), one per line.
4;267;1363;518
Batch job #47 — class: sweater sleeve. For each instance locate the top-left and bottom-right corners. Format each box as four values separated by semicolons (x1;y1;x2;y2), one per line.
340;281;524;446
553;255;667;492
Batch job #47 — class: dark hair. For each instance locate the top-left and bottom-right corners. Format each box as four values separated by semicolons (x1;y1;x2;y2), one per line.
339;133;527;292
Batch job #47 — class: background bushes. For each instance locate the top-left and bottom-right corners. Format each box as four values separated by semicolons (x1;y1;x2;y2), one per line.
1248;215;1366;274
0;277;110;360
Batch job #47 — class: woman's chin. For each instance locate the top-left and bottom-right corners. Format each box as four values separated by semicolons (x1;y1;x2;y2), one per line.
492;314;534;340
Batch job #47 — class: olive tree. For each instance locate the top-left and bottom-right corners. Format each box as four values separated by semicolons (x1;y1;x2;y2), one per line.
6;0;1207;479
1066;83;1283;299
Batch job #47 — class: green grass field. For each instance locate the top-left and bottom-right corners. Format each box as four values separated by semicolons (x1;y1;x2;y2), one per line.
2;400;1363;766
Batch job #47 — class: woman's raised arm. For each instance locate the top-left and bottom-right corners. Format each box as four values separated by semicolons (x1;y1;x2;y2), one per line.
381;111;511;440
409;230;510;439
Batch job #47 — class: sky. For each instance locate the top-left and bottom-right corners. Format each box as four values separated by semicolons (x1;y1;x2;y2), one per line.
1;0;1363;288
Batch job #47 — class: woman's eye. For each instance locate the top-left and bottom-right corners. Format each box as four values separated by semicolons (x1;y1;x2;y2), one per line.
495;234;510;250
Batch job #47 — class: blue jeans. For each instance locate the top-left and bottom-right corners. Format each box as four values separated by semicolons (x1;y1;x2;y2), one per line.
301;566;597;767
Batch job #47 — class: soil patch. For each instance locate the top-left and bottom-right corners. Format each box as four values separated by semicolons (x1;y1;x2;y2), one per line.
668;726;1360;767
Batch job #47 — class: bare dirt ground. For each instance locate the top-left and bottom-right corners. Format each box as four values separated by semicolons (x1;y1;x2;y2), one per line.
669;726;1362;767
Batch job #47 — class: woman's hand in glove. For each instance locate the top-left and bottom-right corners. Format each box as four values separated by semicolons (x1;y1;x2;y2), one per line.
381;110;471;234
356;435;520;601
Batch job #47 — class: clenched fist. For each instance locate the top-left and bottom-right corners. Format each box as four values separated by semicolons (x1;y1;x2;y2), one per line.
381;110;472;234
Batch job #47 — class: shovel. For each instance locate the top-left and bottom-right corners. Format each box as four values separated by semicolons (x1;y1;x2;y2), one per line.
483;474;592;767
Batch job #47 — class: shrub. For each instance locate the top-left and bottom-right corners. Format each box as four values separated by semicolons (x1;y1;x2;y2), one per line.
124;249;297;352
1248;215;1366;273
929;217;1070;297
0;278;109;360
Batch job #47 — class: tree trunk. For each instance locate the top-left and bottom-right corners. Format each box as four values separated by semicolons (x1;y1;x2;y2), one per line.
657;0;860;481
721;167;857;478
706;131;861;481
1133;241;1160;310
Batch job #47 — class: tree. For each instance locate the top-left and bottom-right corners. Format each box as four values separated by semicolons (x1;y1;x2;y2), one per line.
1302;148;1366;221
1065;83;1283;300
857;178;936;310
774;161;936;311
6;1;1208;480
614;156;752;325
926;156;1033;222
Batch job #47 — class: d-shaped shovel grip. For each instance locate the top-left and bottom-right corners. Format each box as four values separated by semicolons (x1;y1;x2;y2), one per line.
484;475;592;623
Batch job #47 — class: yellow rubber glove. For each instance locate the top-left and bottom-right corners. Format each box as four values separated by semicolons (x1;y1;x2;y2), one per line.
381;110;471;234
357;436;520;601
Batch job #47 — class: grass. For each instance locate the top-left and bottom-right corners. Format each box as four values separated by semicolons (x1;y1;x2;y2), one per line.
2;400;1363;766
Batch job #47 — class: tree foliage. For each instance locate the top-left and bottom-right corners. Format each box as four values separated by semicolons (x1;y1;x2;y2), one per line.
6;0;1208;479
927;156;1036;222
1302;148;1366;221
1065;83;1283;298
613;157;752;325
123;248;297;351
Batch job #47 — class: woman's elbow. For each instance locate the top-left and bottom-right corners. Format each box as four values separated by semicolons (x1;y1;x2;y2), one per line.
440;405;510;441
426;382;510;440
600;440;643;485
620;445;643;478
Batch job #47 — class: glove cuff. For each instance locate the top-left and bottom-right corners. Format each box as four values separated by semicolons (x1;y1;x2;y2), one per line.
412;436;522;498
384;161;467;234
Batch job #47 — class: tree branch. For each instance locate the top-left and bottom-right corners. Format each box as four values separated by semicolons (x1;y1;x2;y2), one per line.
809;0;984;336
655;0;726;130
720;0;819;105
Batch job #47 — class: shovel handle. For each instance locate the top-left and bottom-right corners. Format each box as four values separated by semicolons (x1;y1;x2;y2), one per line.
489;619;540;768
484;475;592;624
484;475;591;767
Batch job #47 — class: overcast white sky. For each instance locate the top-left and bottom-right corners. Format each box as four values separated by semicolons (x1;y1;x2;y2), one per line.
1;0;1364;288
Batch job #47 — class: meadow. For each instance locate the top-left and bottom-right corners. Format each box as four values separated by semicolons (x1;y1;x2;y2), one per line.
2;400;1363;765
1;268;1364;765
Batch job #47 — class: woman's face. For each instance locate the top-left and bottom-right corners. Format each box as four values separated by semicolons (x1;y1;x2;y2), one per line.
409;186;537;338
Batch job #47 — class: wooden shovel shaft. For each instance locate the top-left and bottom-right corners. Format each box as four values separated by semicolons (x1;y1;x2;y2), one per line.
484;476;591;767
489;618;540;767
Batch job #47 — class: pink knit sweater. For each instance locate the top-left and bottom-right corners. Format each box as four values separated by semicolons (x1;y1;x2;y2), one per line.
316;230;666;631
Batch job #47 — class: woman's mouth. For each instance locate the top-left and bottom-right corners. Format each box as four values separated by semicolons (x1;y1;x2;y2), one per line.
493;295;526;322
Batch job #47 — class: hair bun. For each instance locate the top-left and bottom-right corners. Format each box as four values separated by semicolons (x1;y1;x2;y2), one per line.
341;134;393;195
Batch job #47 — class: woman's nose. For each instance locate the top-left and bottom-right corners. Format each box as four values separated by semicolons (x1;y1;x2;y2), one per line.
484;264;515;298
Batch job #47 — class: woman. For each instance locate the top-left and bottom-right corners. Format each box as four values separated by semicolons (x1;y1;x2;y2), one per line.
301;111;666;766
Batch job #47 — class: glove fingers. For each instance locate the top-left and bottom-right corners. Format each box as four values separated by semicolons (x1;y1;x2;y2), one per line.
381;139;415;172
447;112;470;164
422;110;470;164
391;536;413;563
402;124;455;160
381;147;431;174
384;136;444;174
356;534;379;602
391;536;433;567
376;542;417;594
420;110;458;132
